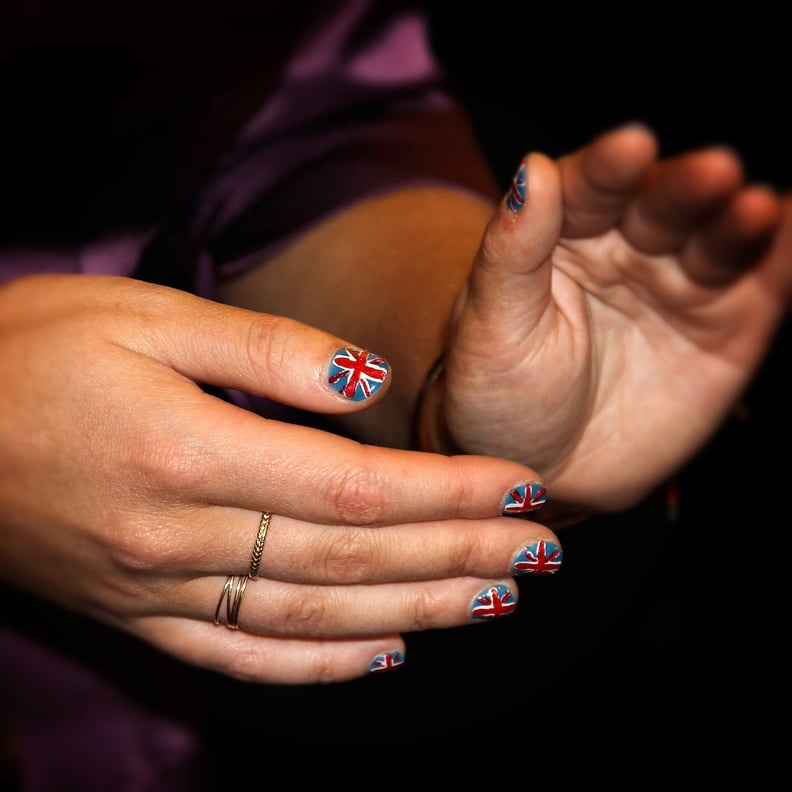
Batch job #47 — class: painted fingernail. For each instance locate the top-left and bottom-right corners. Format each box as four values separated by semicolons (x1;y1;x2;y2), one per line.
501;481;547;518
470;583;517;620
328;347;389;401
505;157;527;213
369;650;405;673
512;540;563;576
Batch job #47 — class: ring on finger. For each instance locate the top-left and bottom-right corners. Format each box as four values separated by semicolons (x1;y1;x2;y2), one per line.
248;511;272;579
214;511;272;629
214;574;248;630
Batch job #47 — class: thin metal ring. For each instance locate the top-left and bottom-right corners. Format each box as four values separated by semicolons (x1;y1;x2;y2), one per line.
214;574;248;630
248;512;271;579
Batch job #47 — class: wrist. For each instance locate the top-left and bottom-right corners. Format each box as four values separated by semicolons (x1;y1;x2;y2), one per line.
411;352;461;454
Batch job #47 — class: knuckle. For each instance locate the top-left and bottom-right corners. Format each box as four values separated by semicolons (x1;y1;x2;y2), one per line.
316;528;374;583
407;585;442;631
221;647;271;684
280;586;329;635
450;531;479;576
242;314;294;390
311;651;343;684
109;516;182;573
323;454;389;525
427;456;476;519
221;645;342;685
130;425;212;496
448;458;478;516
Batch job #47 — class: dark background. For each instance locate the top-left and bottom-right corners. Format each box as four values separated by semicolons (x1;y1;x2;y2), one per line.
201;9;790;781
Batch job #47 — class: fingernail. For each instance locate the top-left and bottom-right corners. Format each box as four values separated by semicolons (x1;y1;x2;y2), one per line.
501;481;547;518
511;540;563;576
505;157;527;213
369;650;405;673
470;583;517;620
328;347;389;401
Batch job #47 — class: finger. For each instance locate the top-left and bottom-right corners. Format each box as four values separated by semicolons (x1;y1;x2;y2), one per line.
116;279;392;413
619;146;748;255
187;574;521;638
758;192;792;303
680;184;781;286
559;130;781;285
143;618;408;684
176;507;561;584
464;150;562;328
556;123;659;239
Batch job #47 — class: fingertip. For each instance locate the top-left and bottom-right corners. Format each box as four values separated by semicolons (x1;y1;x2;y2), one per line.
501;151;554;215
325;345;391;404
500;480;547;518
601;121;658;150
584;125;659;186
368;647;406;674
727;185;784;256
735;184;784;229
690;183;784;284
504;154;528;214
470;581;518;621
510;537;564;577
179;304;393;415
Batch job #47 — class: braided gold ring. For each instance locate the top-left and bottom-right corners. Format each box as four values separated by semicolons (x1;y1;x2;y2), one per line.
248;512;271;579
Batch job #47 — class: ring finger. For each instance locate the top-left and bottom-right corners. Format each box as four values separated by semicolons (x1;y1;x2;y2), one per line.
190;500;561;586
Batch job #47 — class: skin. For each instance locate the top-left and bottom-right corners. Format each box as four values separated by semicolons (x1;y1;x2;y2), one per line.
0;274;555;684
221;125;792;513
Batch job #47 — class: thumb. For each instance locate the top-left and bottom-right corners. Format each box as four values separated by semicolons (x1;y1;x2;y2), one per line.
133;286;391;414
454;151;563;338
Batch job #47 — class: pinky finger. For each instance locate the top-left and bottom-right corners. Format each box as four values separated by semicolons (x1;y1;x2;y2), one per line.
140;618;407;684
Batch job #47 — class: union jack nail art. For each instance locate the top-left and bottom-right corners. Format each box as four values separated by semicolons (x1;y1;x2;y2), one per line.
327;347;389;401
512;540;563;576
470;584;516;620
505;158;527;213
369;650;405;673
501;481;547;518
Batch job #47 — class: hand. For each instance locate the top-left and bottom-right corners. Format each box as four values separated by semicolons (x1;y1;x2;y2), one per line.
0;274;560;683
443;124;792;511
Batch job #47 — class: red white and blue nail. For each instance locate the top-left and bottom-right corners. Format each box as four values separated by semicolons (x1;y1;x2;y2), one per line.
506;158;527;213
369;650;405;673
470;584;517;620
511;540;563;576
501;481;547;518
328;347;389;401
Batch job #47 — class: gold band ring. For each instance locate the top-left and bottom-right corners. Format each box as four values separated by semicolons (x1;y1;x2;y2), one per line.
214;574;248;630
248;512;271;579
